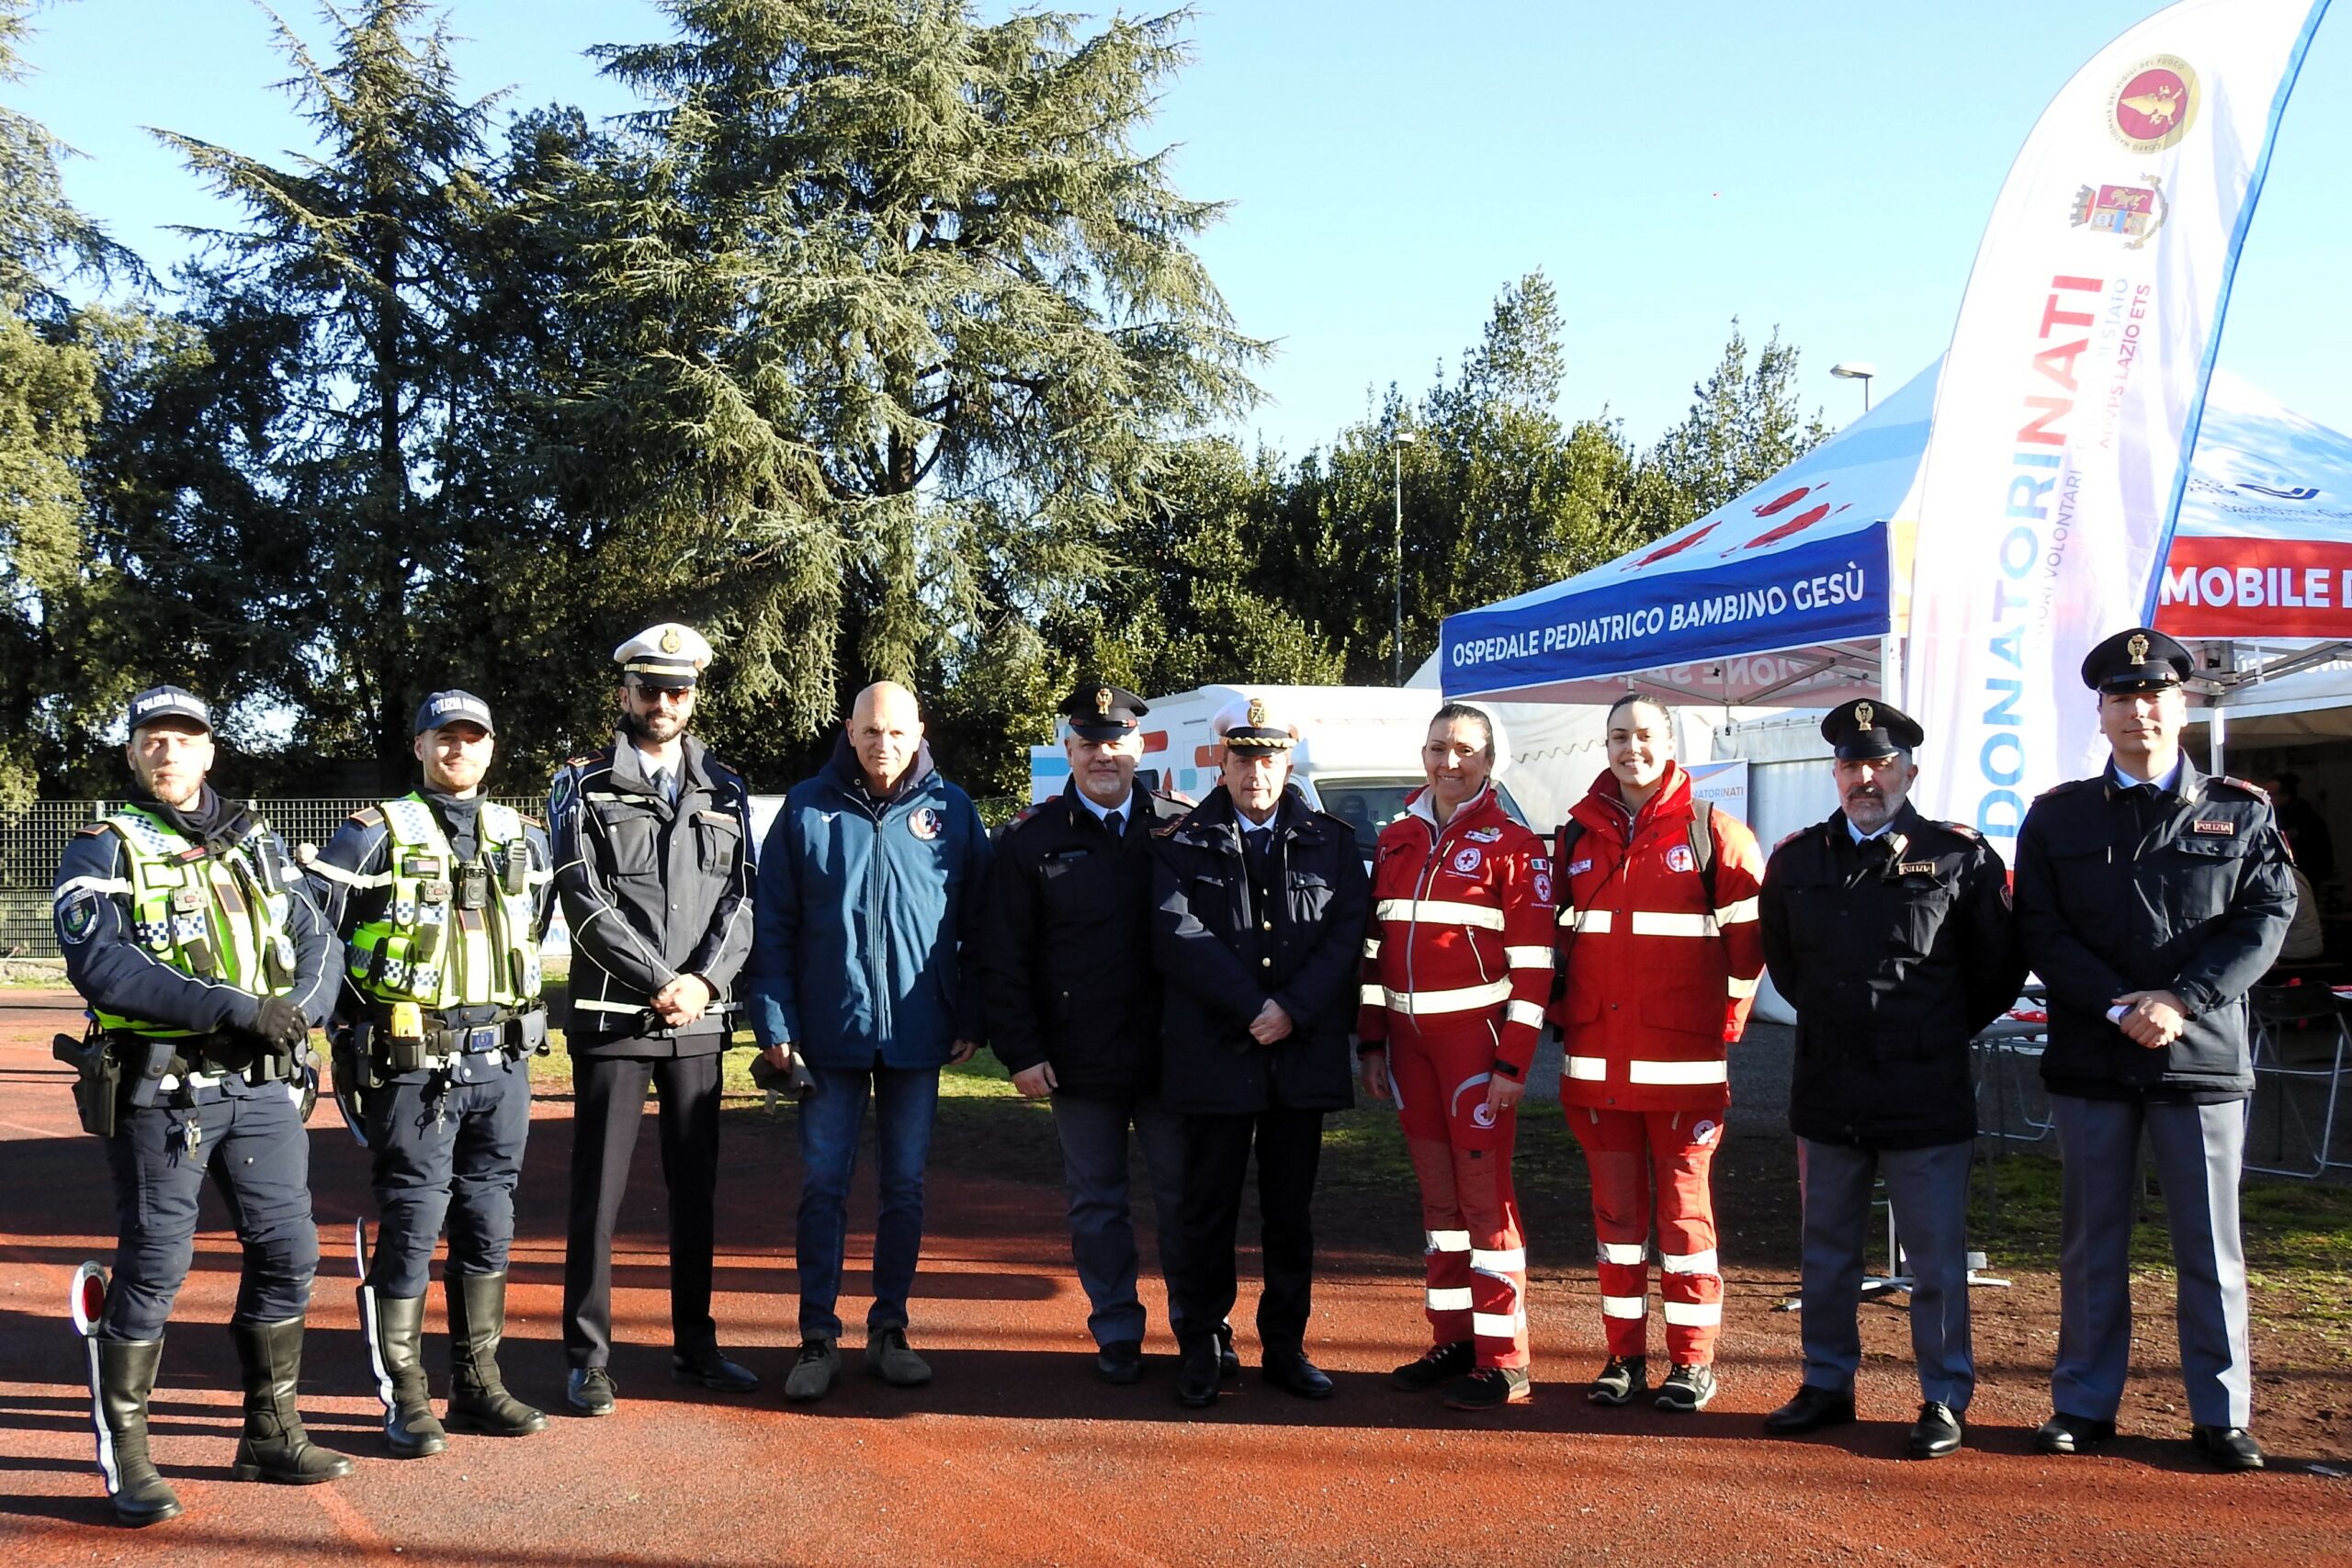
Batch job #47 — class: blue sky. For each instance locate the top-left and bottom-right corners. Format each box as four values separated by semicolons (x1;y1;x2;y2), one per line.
10;0;2347;458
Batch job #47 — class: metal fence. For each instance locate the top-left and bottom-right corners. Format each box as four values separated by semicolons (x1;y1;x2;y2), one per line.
1;797;542;959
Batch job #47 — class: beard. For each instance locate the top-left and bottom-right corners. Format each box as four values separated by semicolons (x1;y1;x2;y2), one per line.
620;705;684;745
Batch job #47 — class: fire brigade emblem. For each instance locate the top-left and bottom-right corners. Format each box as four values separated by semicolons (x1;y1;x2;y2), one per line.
908;807;943;840
2106;55;2199;153
1666;843;1696;874
2069;177;2167;249
1451;846;1483;874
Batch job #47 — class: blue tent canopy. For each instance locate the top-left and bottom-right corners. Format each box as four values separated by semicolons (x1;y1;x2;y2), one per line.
1439;364;1939;707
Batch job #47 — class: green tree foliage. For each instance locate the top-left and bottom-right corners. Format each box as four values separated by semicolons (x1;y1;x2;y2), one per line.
94;0;511;790
574;0;1263;786
0;1;141;812
1650;318;1830;521
1239;272;1672;685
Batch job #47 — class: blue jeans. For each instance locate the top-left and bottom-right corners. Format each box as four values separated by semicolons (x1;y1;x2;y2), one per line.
797;1063;941;1339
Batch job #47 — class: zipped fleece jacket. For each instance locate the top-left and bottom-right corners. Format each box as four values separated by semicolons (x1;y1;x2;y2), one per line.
1549;760;1765;1112
746;737;990;1070
1356;784;1554;1079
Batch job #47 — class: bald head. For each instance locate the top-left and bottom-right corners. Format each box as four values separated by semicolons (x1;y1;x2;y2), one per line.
848;681;924;797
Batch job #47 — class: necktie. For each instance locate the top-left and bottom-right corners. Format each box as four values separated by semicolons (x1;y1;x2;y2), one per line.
1104;809;1124;839
650;767;674;805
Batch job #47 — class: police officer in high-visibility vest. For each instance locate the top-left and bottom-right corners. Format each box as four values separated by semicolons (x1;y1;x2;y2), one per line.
303;691;554;1458
51;686;348;1527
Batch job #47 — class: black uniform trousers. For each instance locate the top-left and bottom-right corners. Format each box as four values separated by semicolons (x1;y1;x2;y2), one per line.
563;1051;722;1368
1172;1106;1325;1354
363;1056;532;1299
102;1085;318;1341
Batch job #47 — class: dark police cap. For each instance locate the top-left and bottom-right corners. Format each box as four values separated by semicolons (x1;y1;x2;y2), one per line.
126;685;211;735
1820;697;1922;761
2080;626;2192;693
1063;680;1148;740
415;689;495;736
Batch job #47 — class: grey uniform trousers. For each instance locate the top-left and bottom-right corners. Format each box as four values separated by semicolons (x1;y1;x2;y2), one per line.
2050;1093;2252;1428
1798;1136;1974;1411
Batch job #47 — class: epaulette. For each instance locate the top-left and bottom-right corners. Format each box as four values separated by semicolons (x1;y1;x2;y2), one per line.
2038;777;2100;801
348;806;385;829
1932;819;1983;841
1152;787;1194;809
1004;801;1046;830
2213;774;2270;803
564;754;595;770
75;822;108;837
1152;818;1187;839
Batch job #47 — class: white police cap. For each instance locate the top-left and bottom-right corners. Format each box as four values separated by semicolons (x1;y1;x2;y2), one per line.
614;622;714;689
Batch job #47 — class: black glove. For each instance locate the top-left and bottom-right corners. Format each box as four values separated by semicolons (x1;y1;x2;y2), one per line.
244;995;310;1053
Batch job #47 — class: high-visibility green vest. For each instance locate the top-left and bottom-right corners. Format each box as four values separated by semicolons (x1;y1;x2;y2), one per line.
346;795;541;1010
96;807;298;1039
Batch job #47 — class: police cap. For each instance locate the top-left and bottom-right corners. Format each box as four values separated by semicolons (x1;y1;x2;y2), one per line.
1820;697;1922;761
415;689;495;736
1212;693;1298;751
126;685;211;736
614;622;713;690
2080;626;2192;694
1063;680;1148;740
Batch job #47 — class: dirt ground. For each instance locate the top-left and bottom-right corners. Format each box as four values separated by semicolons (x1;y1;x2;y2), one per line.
2;988;2346;1567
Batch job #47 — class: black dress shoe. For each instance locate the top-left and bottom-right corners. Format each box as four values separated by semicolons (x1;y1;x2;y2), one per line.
672;1348;761;1394
1095;1340;1144;1385
1762;1383;1855;1435
1175;1344;1220;1409
1906;1401;1962;1459
565;1367;617;1417
2032;1412;2116;1455
1260;1348;1334;1400
2190;1425;2265;1471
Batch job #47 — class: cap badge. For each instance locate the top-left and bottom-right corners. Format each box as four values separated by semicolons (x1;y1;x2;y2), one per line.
661;626;684;654
1854;701;1874;731
1246;697;1267;727
2128;632;2150;663
1094;687;1112;716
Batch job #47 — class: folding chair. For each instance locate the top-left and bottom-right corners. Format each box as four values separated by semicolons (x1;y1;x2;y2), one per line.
2244;983;2349;1179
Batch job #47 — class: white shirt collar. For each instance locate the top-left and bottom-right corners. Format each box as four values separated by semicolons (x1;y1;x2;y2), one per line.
2111;756;2185;794
1072;787;1123;825
1845;814;1896;843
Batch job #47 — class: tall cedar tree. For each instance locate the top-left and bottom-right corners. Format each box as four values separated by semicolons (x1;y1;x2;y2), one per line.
0;1;141;810
578;0;1261;789
126;0;507;791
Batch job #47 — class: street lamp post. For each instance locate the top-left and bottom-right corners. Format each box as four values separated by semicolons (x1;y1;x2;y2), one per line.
1829;360;1877;414
1391;429;1416;686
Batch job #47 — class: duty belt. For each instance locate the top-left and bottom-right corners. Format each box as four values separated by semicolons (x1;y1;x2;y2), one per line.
362;1003;546;1066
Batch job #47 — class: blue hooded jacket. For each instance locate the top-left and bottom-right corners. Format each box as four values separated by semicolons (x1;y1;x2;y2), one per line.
746;736;990;1068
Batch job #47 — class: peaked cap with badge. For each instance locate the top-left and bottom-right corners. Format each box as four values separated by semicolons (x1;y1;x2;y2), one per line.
2080;626;2193;693
614;623;714;690
1820;697;1925;761
413;689;495;736
1212;694;1297;751
1064;680;1148;741
125;684;212;735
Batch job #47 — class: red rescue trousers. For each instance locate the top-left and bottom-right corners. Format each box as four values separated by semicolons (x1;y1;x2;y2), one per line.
1389;1021;1528;1370
1569;1105;1724;1366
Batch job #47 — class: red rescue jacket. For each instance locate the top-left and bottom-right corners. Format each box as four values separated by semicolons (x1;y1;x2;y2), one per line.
1549;760;1764;1111
1358;784;1554;1078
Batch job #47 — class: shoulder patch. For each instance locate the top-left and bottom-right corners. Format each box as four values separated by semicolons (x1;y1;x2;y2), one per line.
2214;775;2271;804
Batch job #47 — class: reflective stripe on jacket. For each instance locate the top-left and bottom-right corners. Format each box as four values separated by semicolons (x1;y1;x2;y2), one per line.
1549;761;1764;1111
1357;784;1553;1077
